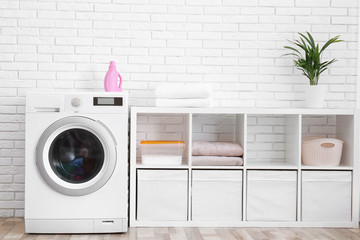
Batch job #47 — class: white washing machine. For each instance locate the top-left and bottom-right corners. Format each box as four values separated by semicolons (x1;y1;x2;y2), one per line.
25;92;128;233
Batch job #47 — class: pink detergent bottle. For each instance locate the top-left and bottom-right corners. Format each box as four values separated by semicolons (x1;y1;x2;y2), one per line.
104;61;122;92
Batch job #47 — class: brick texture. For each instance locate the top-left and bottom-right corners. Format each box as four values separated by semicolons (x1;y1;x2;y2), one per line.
0;0;358;217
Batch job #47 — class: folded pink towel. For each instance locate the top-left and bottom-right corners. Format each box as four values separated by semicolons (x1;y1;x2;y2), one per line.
192;156;243;166
192;141;243;157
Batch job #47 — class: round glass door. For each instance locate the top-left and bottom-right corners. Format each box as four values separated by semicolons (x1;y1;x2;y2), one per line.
48;129;105;184
36;116;117;196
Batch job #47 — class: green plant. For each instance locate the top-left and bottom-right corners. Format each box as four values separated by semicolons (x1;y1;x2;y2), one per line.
283;32;342;85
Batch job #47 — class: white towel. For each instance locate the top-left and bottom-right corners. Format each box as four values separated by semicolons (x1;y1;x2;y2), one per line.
156;83;211;99
156;98;212;108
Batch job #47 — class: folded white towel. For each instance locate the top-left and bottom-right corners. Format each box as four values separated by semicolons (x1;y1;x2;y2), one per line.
156;83;211;99
192;156;244;166
156;98;212;108
192;141;243;157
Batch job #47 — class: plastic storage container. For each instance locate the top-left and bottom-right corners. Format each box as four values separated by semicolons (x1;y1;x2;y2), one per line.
192;170;242;221
302;171;351;222
302;137;344;166
247;170;297;221
137;170;188;221
140;140;185;165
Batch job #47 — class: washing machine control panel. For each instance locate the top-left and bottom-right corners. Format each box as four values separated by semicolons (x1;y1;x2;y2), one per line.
65;94;127;113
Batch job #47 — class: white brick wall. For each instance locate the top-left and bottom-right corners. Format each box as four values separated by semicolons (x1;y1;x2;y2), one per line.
193;114;236;142
0;0;358;217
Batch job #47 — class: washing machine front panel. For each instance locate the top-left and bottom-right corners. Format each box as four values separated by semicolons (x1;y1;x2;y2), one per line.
36;116;117;196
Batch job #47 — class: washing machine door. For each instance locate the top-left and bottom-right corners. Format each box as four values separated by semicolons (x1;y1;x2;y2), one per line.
36;116;117;196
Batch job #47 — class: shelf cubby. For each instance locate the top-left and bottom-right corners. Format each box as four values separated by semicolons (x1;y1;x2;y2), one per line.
301;114;354;169
135;113;191;166
246;114;300;168
191;113;245;167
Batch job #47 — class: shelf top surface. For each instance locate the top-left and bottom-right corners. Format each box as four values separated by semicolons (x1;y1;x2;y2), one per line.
135;163;353;170
131;107;356;115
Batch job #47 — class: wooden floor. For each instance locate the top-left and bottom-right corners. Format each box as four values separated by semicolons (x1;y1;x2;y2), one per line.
1;218;360;240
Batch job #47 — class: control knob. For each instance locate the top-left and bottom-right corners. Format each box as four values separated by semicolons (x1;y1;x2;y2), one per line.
71;98;81;108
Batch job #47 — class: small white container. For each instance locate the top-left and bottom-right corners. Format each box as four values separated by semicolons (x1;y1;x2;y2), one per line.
140;140;185;165
247;171;297;221
302;137;344;166
192;170;242;221
137;170;188;221
302;171;351;222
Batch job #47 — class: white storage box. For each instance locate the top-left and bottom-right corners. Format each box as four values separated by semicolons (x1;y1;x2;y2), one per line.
140;140;185;165
302;171;351;222
137;170;188;221
247;171;297;221
302;137;344;166
192;170;242;221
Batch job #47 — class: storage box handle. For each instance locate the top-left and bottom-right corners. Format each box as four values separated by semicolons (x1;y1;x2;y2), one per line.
318;138;342;150
320;142;335;149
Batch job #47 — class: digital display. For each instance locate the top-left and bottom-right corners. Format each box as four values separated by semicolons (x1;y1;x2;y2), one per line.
98;98;114;105
93;97;123;106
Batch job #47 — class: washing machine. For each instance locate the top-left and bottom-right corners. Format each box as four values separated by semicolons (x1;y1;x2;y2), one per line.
25;92;128;233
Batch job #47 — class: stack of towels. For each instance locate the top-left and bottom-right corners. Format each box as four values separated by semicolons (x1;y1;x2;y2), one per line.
155;83;212;108
192;141;244;166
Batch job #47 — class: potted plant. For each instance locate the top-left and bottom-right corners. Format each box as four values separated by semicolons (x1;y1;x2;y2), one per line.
283;32;342;108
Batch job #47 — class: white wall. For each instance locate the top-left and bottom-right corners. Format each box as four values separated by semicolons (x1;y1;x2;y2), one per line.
0;0;358;217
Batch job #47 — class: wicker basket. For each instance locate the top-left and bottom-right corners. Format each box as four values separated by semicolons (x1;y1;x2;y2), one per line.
301;137;344;166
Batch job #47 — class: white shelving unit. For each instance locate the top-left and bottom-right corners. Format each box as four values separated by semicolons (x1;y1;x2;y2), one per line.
130;107;359;228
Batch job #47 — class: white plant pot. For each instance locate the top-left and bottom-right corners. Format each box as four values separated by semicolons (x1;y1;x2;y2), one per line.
304;85;326;108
